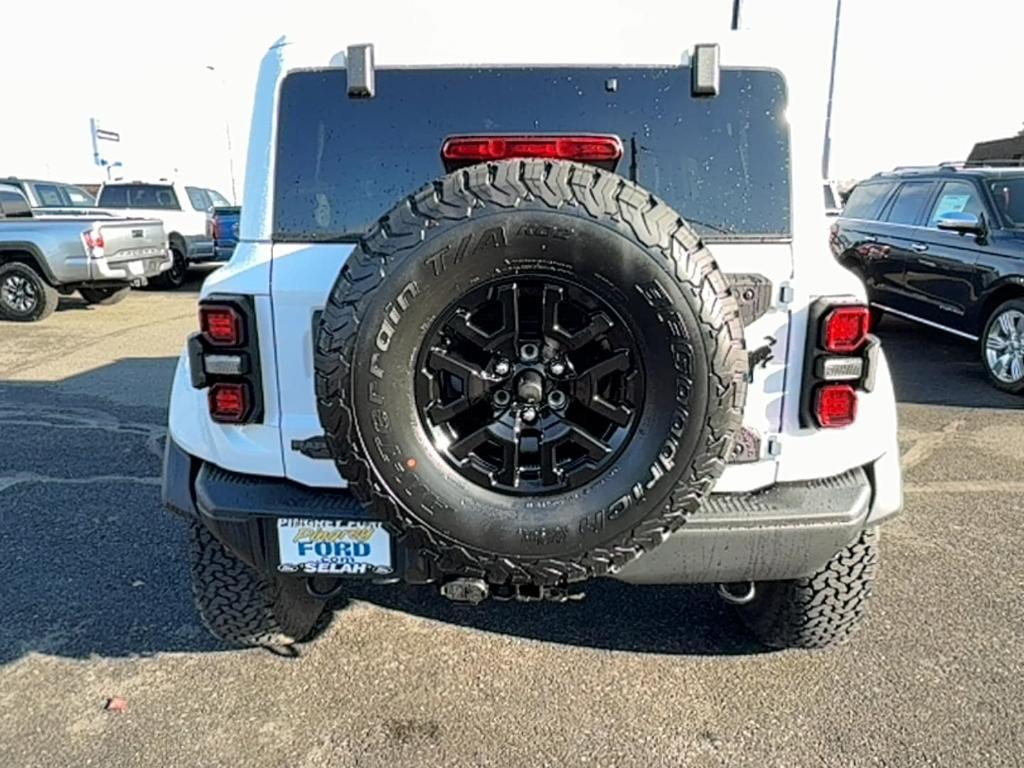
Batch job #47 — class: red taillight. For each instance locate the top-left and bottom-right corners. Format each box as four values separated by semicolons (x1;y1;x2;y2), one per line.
815;384;857;428
83;230;105;251
208;382;248;423
199;305;243;346
441;135;623;164
822;306;870;353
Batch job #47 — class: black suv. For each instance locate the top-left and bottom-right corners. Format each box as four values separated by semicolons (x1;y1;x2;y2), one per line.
832;163;1024;391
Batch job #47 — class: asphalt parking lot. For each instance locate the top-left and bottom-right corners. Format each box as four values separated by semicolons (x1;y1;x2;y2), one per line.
2;273;1023;768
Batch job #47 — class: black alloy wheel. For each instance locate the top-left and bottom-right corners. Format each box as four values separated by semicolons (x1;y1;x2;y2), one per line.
415;277;644;495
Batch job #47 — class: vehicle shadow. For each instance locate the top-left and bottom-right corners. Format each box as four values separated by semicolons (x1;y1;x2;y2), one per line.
877;315;1023;409
340;580;766;656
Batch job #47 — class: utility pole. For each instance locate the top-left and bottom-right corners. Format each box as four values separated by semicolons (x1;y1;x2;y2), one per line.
731;0;742;30
205;65;239;203
822;0;843;180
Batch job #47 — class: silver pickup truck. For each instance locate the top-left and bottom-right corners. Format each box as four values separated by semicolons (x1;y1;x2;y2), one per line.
0;183;171;322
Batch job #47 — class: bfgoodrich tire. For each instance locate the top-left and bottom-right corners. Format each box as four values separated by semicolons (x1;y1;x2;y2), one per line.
314;159;747;587
187;520;330;648
736;529;880;649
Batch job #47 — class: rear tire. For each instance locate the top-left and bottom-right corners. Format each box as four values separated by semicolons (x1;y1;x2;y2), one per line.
0;262;59;322
736;528;879;649
150;247;187;289
186;520;331;648
980;298;1024;394
79;286;131;306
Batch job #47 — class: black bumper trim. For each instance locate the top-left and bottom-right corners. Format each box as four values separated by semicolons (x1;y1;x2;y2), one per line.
613;468;871;584
164;437;875;585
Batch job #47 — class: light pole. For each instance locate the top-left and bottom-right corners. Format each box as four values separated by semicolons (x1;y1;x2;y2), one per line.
822;0;843;180
205;65;238;203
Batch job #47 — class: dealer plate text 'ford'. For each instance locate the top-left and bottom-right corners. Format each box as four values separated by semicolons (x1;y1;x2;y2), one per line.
277;519;392;575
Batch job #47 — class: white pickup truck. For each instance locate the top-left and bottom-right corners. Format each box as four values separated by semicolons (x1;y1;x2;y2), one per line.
95;180;231;288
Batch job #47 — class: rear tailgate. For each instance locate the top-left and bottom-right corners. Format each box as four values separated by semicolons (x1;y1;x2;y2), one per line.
269;65;794;491
92;218;167;264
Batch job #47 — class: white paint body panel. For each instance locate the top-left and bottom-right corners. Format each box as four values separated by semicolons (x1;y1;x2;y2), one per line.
170;29;901;513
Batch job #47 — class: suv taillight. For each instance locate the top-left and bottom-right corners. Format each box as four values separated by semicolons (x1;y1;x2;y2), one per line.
822;306;869;353
801;299;878;429
188;295;262;424
199;304;243;346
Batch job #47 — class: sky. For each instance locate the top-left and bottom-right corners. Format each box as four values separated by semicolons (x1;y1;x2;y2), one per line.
2;0;1021;201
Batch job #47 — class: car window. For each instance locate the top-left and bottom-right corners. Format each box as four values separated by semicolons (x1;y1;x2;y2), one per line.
206;189;231;207
0;188;32;218
32;183;64;207
98;184;180;210
884;182;933;226
65;186;96;207
842;182;893;221
186;186;212;212
926;181;986;227
274;66;792;241
988;177;1024;228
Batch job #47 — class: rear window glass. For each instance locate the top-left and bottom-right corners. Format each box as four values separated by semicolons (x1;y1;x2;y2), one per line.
98;184;180;209
884;182;933;225
33;183;64;207
65;186;95;207
274;67;791;242
186;186;212;212
842;182;893;220
989;177;1024;227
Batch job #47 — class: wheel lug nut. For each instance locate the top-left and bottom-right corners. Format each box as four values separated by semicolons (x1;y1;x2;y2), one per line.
521;406;538;423
547;390;566;409
549;361;566;377
493;390;511;407
494;360;511;376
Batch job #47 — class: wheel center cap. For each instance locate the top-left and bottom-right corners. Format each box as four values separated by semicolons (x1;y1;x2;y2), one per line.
515;370;544;404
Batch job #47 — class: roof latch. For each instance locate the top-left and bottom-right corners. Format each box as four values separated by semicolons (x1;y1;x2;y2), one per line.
346;43;376;99
691;43;720;97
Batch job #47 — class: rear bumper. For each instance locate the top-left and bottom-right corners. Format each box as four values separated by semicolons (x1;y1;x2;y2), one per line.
164;437;898;585
92;251;172;281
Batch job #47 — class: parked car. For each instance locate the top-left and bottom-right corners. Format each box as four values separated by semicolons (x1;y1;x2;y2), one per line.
832;163;1024;391
209;206;240;260
3;176;98;212
0;183;170;321
162;39;902;653
95;180;231;288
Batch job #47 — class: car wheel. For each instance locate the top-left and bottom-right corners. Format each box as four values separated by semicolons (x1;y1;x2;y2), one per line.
734;528;879;649
150;247;187;289
981;299;1024;394
0;262;59;322
314;159;748;588
79;286;131;306
187;519;333;648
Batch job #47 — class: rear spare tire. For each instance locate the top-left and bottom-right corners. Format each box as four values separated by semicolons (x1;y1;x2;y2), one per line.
314;159;747;586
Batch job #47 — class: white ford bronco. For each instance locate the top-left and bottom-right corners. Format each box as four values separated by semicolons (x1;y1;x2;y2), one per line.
162;34;902;651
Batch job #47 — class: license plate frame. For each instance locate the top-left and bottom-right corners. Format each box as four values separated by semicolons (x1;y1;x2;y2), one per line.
276;518;393;576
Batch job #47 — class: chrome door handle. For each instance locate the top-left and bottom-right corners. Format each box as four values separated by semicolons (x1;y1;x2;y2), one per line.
918;258;938;268
910;243;929;253
863;235;878;243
